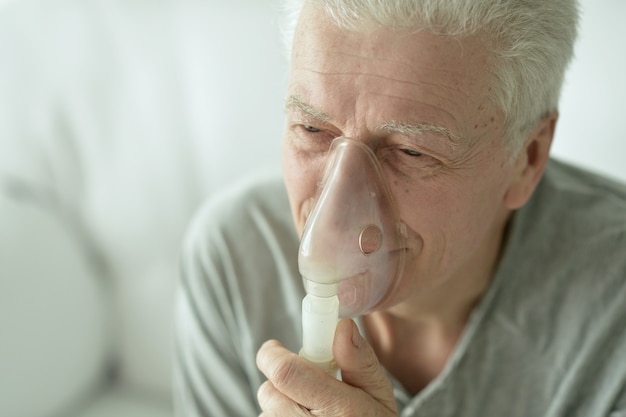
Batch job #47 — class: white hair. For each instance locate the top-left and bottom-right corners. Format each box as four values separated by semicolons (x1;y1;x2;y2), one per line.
281;0;580;158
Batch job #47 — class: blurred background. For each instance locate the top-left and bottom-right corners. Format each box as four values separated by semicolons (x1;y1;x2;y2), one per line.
0;0;624;416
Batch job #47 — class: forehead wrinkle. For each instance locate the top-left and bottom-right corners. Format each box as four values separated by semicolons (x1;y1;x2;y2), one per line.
285;95;331;123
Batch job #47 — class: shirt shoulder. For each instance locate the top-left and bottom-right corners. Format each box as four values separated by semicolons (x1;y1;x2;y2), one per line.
507;158;626;271
472;158;626;415
534;158;626;231
180;171;303;344
187;172;295;243
389;159;626;416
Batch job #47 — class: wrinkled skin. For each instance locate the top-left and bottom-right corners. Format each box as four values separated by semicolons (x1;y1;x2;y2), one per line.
257;319;397;417
258;3;556;415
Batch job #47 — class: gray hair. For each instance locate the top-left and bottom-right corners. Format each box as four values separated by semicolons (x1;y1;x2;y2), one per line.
281;0;579;158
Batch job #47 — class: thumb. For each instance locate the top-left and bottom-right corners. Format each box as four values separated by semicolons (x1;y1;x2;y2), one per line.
333;318;398;414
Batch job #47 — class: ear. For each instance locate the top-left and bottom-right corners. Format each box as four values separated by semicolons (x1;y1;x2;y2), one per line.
504;112;558;210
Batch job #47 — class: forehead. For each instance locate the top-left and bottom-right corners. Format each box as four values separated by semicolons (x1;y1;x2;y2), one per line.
289;4;495;141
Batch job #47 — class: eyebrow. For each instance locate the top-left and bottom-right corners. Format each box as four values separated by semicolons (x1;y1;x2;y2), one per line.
285;95;331;123
378;120;460;147
285;95;459;146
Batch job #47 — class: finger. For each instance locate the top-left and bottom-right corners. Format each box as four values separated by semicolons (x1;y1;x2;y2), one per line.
257;380;311;417
333;318;398;414
256;339;314;387
256;339;340;410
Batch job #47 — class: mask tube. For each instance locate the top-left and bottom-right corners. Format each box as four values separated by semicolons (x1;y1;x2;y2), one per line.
298;137;406;374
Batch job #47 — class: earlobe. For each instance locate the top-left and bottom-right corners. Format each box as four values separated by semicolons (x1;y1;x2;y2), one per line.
503;112;558;210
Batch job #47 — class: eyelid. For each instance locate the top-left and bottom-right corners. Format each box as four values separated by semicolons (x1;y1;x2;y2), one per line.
303;125;321;133
290;115;341;140
287;110;329;129
379;122;462;158
383;141;447;163
402;148;423;156
385;131;461;163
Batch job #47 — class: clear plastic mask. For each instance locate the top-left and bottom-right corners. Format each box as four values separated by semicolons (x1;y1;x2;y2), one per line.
298;137;407;317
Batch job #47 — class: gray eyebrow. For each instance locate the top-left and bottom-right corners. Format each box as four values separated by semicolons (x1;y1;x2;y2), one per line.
285;95;331;123
377;120;460;147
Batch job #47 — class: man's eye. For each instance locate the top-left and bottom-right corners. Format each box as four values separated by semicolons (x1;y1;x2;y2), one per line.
303;125;321;133
402;148;423;157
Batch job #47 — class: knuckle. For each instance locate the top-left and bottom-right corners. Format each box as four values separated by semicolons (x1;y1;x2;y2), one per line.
361;348;382;379
268;354;301;389
321;394;369;417
257;380;280;412
257;379;310;417
256;380;273;403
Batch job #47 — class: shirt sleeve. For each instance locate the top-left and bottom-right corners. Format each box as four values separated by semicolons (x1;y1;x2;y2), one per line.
609;386;626;417
173;209;261;417
172;176;302;417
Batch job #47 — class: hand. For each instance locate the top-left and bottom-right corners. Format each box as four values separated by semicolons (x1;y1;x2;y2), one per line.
256;318;398;416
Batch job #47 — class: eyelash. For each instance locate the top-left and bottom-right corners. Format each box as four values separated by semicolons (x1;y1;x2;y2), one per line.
401;148;423;157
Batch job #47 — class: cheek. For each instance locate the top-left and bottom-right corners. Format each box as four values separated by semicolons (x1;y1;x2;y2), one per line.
389;139;513;231
281;138;325;234
390;172;506;259
389;175;462;228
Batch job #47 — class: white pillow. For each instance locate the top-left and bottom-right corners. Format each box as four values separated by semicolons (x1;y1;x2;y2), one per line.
0;192;110;417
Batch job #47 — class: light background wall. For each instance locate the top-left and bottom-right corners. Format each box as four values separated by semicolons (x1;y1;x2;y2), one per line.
552;0;626;182
0;0;623;184
0;1;623;416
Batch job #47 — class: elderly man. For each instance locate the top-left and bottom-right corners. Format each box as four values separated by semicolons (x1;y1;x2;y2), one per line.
174;1;626;416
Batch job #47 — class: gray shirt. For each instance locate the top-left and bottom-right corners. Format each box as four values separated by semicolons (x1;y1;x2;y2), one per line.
174;159;626;417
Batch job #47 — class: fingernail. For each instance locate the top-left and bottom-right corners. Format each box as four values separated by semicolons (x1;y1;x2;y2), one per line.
351;320;363;349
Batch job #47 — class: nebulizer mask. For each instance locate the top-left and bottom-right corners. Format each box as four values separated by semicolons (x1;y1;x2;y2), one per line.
298;137;406;375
